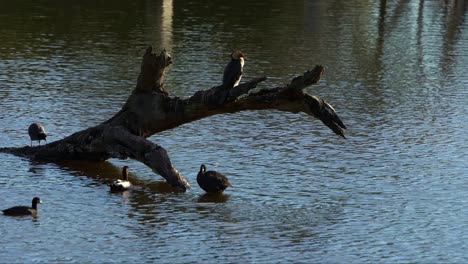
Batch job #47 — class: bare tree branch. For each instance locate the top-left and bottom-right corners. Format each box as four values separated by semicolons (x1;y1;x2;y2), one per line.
0;47;346;191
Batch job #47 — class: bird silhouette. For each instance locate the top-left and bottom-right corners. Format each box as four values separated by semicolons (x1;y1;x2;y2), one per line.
197;164;231;193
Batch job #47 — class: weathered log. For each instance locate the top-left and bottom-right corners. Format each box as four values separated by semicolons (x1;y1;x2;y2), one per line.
0;46;346;191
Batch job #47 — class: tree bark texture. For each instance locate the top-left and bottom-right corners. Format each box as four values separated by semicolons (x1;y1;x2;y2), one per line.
0;46;347;191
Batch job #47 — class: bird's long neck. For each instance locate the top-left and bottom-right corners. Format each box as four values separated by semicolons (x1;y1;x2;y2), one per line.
32;200;37;209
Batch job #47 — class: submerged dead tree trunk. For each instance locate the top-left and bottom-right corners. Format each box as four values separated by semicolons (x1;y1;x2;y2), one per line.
0;46;347;191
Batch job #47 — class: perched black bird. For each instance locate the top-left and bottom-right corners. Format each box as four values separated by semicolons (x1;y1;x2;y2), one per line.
197;164;231;193
109;166;132;192
28;123;47;146
223;50;245;88
2;197;42;216
219;50;245;104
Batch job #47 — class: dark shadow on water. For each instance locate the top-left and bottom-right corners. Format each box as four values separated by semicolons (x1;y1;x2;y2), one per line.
57;160;124;182
56;160;176;191
197;193;230;203
27;159;51;175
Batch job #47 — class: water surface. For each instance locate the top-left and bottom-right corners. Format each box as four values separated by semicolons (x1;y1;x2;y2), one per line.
0;0;467;263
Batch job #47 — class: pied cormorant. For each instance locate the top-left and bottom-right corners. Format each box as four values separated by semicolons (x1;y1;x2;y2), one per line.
223;50;245;88
218;50;245;104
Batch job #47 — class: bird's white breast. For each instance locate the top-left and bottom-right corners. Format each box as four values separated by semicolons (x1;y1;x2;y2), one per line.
113;180;131;188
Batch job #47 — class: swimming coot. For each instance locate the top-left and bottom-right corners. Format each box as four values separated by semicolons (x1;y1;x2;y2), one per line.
2;197;42;216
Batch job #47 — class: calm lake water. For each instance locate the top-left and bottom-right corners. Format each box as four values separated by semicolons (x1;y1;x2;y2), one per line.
1;0;467;263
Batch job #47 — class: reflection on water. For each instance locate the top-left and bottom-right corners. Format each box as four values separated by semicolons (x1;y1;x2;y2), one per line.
197;193;230;203
160;0;173;50
0;0;467;263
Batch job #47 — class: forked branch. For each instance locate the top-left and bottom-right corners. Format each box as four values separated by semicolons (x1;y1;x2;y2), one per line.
0;47;346;191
